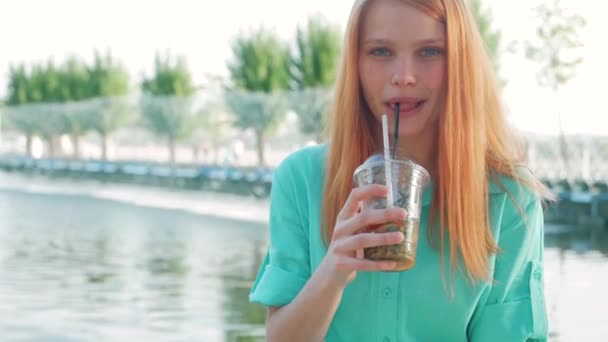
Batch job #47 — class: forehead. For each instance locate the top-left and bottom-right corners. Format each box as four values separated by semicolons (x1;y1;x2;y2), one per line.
360;0;445;42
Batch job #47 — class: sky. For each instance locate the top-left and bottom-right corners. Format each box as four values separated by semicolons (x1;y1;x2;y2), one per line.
0;0;605;136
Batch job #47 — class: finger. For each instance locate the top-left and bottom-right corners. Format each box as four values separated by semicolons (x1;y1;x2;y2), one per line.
337;184;388;221
335;208;407;238
355;248;363;259
335;231;404;253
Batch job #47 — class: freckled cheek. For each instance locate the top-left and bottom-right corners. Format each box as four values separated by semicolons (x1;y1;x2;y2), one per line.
360;60;391;91
421;63;446;91
359;61;381;98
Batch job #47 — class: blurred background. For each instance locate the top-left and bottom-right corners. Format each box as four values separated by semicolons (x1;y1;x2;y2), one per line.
0;0;606;341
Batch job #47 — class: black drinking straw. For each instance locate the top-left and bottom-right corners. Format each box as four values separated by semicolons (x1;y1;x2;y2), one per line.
392;103;400;159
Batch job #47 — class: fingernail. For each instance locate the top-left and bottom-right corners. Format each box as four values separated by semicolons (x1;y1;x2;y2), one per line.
398;232;405;242
393;232;404;242
399;209;408;218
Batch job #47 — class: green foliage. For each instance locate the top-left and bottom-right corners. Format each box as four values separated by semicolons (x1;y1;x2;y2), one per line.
61;57;91;101
141;94;197;142
469;0;503;77
4;52;131;158
2;106;39;136
140;53;198;164
225;91;288;136
88;51;130;97
288;88;332;143
227;28;291;93
525;0;586;91
226;28;291;166
141;52;195;96
525;0;586;180
6;64;30;105
290;15;342;89
288;15;341;142
86;52;132;136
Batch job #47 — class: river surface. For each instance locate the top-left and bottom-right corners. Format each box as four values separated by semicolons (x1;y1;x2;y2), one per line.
0;173;606;341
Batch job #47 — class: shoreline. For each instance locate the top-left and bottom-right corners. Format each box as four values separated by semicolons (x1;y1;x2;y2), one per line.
0;172;270;224
0;171;598;235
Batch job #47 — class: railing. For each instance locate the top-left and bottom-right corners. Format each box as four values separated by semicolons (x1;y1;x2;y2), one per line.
0;155;274;198
1;154;607;229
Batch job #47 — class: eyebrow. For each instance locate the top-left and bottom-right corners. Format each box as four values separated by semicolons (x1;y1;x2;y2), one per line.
415;38;446;45
362;37;446;45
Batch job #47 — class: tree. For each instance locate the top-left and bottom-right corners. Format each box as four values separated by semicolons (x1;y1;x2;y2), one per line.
141;52;197;165
196;105;234;163
288;88;332;143
35;103;70;157
6;64;30;105
290;15;342;89
525;0;586;181
3;106;39;157
289;15;341;143
5;64;37;156
57;57;93;159
5;61;67;157
86;51;132;161
469;0;502;72
4;54;131;159
61;56;91;101
193;75;234;163
225;90;288;166
226;28;291;166
141;53;195;96
61;104;93;159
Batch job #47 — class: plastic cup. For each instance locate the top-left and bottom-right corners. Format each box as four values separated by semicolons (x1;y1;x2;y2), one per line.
353;154;430;271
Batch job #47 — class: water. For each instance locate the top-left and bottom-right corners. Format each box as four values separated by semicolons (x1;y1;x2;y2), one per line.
0;178;606;341
0;189;268;341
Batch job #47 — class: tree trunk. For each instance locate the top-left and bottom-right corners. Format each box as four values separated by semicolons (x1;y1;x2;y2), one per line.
47;136;59;158
169;137;176;166
54;136;63;157
26;134;33;157
255;130;265;167
168;137;177;180
101;133;108;161
192;145;200;163
72;134;81;159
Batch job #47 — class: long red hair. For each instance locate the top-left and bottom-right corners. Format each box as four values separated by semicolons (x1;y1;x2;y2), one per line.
322;0;553;284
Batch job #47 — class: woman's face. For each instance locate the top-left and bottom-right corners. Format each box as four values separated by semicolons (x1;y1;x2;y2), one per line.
359;0;446;139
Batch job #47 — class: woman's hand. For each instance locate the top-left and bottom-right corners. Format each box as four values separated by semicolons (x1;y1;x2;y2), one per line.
321;184;407;287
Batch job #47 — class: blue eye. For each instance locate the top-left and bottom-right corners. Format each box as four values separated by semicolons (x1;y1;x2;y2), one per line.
370;48;391;57
420;47;443;57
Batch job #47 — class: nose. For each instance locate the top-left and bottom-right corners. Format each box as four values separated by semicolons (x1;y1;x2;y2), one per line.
391;57;416;87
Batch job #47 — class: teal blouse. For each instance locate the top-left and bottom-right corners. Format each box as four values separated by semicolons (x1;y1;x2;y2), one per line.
249;145;548;341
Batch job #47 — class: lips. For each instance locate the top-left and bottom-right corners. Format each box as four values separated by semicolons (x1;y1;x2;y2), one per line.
396;101;424;111
385;97;426;115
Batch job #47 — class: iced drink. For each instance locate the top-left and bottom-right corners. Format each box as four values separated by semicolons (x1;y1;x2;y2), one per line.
353;154;430;271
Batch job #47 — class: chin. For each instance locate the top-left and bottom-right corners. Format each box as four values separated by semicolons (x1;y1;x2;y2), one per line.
396;124;428;137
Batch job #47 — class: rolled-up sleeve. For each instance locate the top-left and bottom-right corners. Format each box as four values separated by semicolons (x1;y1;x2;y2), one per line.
249;157;311;307
469;192;548;341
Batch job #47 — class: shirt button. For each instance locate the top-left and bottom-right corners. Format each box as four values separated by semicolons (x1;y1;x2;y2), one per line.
383;288;392;298
533;269;542;280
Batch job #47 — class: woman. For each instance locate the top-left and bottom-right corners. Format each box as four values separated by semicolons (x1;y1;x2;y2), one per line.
249;0;553;341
